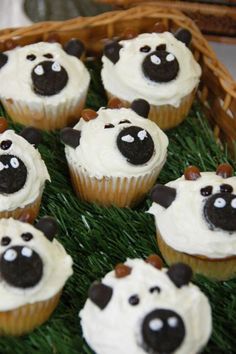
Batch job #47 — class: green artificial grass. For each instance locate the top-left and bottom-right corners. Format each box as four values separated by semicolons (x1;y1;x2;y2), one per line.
0;59;236;354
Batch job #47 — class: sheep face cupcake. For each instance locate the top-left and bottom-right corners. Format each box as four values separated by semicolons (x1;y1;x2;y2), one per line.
61;99;168;207
102;29;201;130
0;126;49;222
0;40;90;130
0;217;73;335
149;164;236;280
80;255;212;354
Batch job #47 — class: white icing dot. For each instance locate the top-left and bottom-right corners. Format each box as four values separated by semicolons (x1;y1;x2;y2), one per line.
21;247;32;258
231;198;236;209
214;197;226;208
121;135;134;143
10;157;19;169
137;130;147;141
149;319;163;331
150;55;161;65
0;162;4;171
168;316;178;327
52;62;61;72
166;53;175;62
34;65;44;76
4;249;17;262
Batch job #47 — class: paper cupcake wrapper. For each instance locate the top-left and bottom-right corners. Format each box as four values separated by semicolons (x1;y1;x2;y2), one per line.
0;192;42;223
69;165;163;207
157;232;236;281
106;89;196;131
0;291;61;336
1;89;88;131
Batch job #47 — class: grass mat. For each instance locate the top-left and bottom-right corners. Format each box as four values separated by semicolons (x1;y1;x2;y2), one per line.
0;59;235;354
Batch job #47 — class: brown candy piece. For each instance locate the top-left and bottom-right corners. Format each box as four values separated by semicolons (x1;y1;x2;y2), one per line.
115;263;132;278
18;211;35;224
152;22;168;33
184;166;201;180
108;97;123;109
146;254;163;269
216;163;233;178
0;117;8;133
122;28;138;40
81;109;98;121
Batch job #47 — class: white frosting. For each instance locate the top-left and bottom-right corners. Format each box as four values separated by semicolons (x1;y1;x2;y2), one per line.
101;32;201;107
65;107;168;179
80;258;211;354
0;42;90;104
148;172;236;258
0;218;73;311
0;130;50;211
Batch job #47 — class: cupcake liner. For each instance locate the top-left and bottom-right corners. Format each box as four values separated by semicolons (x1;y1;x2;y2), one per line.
69;164;163;207
157;232;236;281
106;89;196;130
1;90;88;131
0;291;61;336
0;193;42;223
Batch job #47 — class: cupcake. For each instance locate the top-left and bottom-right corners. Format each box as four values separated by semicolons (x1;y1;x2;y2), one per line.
0;40;90;130
0;126;50;222
80;255;212;354
0;217;73;335
148;164;236;280
101;29;201;130
60;98;168;207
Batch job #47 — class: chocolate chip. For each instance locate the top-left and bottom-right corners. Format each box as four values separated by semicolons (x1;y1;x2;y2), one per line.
21;232;33;242
64;39;85;59
142;50;179;83
0;155;27;194
0;53;8;69
1;236;11;246
150;286;161;293
88;282;113;310
140;45;151;53
167;263;193;288
103;41;123;64
146;254;163;269
115;263;132;278
117;126;154;165
200;185;213;197
0;246;43;288
128;294;140;306
26;54;36;61
118;120;131;124
150;184;177;208
104;124;115;129
35;216;57;241
43;53;53;59
20;127;42;147
131;99;150;118
156;44;166;51
175;28;192;47
32;60;68;96
60;127;81;148
220;184;233;193
0;140;12;150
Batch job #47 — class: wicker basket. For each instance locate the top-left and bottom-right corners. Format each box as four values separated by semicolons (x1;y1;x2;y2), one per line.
0;5;235;152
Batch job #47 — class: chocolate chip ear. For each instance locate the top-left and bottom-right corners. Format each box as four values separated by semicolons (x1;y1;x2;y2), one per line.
35;216;58;241
131;99;150;118
60;128;81;148
167;263;193;288
150;184;177;208
103;41;123;64
88;281;113;310
0;53;8;69
20;127;42;148
174;29;192;47
64;39;85;59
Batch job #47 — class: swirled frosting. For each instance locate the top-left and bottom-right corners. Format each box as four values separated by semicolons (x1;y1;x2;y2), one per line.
102;32;201;107
0;130;50;211
65;106;168;179
149;172;236;258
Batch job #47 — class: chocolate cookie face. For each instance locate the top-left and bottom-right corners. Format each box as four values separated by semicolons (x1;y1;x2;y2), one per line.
142;50;179;83
32;60;68;96
117;126;154;165
0;155;27;194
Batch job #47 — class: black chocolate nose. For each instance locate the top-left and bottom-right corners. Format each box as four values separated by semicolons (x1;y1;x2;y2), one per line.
204;192;236;231
116;126;154;165
142;309;185;354
31;60;68;96
0;154;27;194
142;50;179;83
0;245;43;288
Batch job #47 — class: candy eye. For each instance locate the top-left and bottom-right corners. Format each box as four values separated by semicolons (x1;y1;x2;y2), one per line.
10;157;19;169
104;124;115;129
52;62;61;72
128;294;140;306
150;55;161;65
214;197;226;208
149;286;161;294
1;236;11;246
118;120;131;125
231;198;236;209
200;186;213;197
26;54;36;61
140;45;151;53
44;53;53;59
166;53;175;62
